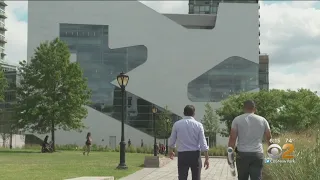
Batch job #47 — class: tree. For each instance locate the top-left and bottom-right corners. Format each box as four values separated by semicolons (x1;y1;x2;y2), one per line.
202;103;220;147
155;105;173;139
216;89;320;137
15;38;91;151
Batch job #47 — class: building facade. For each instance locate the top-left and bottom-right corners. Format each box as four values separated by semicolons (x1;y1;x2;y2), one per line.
189;0;269;91
28;1;260;146
0;63;24;148
0;1;6;61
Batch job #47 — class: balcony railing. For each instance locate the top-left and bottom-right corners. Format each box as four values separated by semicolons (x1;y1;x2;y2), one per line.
0;35;6;43
0;1;7;7
0;23;6;31
0;10;6;18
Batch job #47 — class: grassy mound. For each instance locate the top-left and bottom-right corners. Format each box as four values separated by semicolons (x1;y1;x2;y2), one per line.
264;127;320;180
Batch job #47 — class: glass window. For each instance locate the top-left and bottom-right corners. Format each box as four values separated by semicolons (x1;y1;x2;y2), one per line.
188;57;259;102
193;6;200;13
200;6;205;11
211;7;217;13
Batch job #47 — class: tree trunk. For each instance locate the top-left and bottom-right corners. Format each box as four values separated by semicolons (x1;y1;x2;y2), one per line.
9;132;12;149
1;134;5;147
51;119;55;152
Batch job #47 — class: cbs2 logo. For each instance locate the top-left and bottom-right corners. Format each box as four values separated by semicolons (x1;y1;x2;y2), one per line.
268;143;294;159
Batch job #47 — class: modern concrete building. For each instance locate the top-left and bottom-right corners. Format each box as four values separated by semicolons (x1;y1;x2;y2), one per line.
28;1;260;147
189;0;269;91
0;1;6;61
0;63;25;148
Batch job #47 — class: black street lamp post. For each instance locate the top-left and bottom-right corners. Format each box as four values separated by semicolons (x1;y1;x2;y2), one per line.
116;72;129;170
152;106;158;156
165;118;169;156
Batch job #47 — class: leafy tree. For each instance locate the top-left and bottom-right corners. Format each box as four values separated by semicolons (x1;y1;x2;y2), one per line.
277;89;320;131
15;38;91;151
202;103;220;147
155;105;173;138
216;89;320;137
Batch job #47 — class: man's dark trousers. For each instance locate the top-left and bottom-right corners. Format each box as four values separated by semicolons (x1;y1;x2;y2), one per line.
236;152;264;180
178;151;202;180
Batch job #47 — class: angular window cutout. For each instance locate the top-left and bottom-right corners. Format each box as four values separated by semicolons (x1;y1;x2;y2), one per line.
188;56;259;102
59;23;181;136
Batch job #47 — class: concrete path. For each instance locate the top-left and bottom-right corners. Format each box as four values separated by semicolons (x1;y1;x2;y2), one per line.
120;158;237;180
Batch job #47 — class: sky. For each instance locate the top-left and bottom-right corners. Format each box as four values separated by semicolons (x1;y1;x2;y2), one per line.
5;1;320;92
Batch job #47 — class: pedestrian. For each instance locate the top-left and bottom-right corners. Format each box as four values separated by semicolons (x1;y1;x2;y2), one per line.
83;132;92;156
128;139;131;147
168;105;209;180
141;139;144;147
228;100;272;180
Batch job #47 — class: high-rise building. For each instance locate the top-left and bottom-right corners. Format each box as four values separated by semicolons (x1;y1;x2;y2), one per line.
0;1;6;61
28;1;260;146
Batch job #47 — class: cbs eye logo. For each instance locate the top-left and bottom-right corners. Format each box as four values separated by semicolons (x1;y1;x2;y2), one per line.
267;143;294;159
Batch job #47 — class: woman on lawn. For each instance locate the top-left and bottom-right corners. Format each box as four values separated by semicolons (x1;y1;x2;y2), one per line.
83;132;92;156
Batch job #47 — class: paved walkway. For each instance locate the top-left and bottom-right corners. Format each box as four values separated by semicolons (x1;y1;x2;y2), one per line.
120;158;237;180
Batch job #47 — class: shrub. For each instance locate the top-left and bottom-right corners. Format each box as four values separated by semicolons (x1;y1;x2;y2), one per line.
208;146;227;156
14;143;228;157
264;127;320;180
126;146;137;153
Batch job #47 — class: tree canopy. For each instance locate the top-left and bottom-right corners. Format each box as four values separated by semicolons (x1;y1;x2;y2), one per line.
216;89;320;136
155;105;173;138
15;38;91;149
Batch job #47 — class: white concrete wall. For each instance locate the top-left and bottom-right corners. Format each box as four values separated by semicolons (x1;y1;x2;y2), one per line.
28;1;259;146
34;107;162;147
0;134;25;148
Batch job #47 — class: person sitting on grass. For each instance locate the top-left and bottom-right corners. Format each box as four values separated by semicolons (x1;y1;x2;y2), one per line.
83;132;92;156
41;135;50;153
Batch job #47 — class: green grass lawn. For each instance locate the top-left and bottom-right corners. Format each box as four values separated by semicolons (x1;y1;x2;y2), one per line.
0;149;146;180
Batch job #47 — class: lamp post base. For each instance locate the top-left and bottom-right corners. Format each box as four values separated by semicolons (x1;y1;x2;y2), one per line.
117;141;127;170
116;163;128;170
154;144;158;156
165;145;168;156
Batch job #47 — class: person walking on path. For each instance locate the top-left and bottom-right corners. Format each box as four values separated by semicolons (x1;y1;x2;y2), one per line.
228;100;272;180
83;132;92;156
168;105;209;180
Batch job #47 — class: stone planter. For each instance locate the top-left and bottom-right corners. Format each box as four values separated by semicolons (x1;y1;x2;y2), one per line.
144;156;171;168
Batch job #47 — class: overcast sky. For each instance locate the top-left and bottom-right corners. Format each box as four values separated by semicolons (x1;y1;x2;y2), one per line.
5;1;320;92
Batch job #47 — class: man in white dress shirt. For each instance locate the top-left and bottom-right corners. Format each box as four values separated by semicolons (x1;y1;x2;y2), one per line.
168;105;209;180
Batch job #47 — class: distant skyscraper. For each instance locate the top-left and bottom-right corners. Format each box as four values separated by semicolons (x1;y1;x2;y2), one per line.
0;1;6;61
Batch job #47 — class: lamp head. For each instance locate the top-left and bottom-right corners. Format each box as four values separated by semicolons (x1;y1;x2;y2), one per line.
152;106;157;113
117;72;129;88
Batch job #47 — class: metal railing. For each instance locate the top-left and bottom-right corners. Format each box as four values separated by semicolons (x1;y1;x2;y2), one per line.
0;35;6;42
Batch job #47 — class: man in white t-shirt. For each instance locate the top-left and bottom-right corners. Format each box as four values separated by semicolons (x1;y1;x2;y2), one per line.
228;100;272;180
